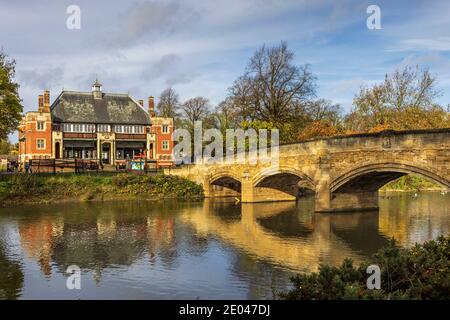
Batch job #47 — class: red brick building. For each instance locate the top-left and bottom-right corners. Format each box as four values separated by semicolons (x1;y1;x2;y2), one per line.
18;81;174;168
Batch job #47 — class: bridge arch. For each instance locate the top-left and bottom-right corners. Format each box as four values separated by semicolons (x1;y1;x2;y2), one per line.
253;166;315;188
330;162;450;193
206;170;242;198
318;162;450;212
250;166;316;202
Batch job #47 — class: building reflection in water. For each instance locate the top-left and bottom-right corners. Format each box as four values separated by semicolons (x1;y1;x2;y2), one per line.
15;201;178;281
3;192;447;294
18;216;63;277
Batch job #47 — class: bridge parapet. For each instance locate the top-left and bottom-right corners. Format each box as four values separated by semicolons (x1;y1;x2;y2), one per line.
165;129;450;212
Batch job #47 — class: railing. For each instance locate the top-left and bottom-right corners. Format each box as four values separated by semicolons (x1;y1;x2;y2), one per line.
29;158;100;174
28;158;163;174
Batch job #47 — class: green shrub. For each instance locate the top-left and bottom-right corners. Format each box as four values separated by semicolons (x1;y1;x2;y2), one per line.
279;236;449;300
1;173;203;203
7;174;45;195
382;175;443;191
149;174;203;197
0;181;8;196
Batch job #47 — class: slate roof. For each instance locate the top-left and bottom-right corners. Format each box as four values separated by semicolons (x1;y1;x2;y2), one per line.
51;91;150;125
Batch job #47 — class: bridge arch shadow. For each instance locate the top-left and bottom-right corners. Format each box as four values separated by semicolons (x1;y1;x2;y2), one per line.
325;162;450;212
251;167;315;202
207;171;242;198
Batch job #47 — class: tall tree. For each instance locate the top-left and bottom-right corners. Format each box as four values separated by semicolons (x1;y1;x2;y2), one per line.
213;98;240;132
0;139;10;154
180;97;210;128
156;87;179;118
306;99;343;127
346;66;448;132
297;99;344;141
0;50;22;140
227;42;316;124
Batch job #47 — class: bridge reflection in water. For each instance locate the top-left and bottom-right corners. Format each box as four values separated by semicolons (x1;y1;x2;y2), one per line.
180;199;391;272
0;193;448;298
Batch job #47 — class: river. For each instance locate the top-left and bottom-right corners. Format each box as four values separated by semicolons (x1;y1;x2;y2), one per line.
0;192;448;299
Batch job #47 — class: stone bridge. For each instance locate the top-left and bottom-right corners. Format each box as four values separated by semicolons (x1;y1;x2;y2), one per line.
165;129;450;212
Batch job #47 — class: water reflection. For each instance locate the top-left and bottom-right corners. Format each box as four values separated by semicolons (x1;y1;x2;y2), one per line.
378;192;450;245
181;199;391;272
0;192;448;299
0;232;24;299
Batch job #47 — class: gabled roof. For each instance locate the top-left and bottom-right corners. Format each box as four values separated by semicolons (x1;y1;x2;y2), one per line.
51;91;150;125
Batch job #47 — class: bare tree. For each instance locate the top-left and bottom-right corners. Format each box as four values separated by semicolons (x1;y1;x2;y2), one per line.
306;99;343;127
156;87;179;118
227;42;316;123
213;98;240;131
180;97;210;127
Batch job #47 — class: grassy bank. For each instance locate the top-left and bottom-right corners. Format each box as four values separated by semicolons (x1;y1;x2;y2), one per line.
279;236;449;300
0;173;204;207
381;175;445;192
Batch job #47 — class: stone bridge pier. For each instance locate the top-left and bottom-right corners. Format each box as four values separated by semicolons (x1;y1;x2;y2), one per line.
166;129;450;213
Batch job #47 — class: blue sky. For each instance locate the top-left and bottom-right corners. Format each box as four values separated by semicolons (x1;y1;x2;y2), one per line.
1;0;450;142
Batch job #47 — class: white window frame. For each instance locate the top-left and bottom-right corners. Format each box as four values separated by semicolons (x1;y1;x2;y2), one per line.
162;125;169;133
63;124;71;132
36;139;45;150
134;125;144;134
97;124;111;133
162;140;169;150
114;125;123;133
85;124;95;133
115;125;144;134
37;121;45;131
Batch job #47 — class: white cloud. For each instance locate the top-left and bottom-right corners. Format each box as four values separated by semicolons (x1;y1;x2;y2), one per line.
3;0;450;144
396;38;450;52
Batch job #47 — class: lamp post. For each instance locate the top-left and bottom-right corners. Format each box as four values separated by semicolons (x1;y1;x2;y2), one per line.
19;136;26;163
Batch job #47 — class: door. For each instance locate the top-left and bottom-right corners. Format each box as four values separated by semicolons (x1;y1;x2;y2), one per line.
55;142;60;159
102;143;110;165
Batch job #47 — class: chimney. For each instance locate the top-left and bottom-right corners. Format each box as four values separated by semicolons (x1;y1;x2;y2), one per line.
43;90;50;113
38;95;44;112
148;96;155;117
138;99;144;107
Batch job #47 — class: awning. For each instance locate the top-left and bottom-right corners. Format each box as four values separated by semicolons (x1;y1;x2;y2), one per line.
116;141;146;148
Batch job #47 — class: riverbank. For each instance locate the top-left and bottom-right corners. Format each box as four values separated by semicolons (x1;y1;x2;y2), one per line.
0;173;204;207
381;175;445;192
0;173;445;208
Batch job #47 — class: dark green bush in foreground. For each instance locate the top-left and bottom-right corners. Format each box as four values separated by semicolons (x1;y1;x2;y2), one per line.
279;236;449;300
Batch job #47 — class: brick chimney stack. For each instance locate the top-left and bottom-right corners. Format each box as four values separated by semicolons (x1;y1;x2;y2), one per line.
43;90;50;113
38;95;44;112
148;96;155;117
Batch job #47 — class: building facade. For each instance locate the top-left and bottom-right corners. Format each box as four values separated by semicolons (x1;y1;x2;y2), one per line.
18;80;174;167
